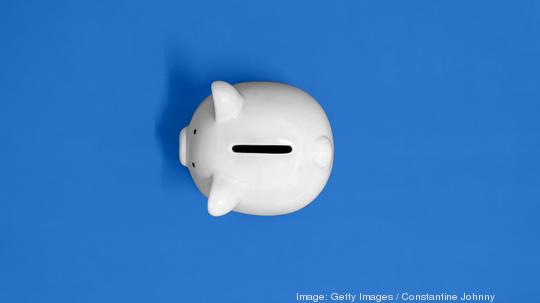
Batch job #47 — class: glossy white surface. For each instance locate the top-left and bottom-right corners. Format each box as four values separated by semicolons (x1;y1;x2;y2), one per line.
179;81;333;216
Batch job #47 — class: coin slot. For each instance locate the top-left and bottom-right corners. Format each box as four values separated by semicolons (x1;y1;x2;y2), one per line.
232;145;292;154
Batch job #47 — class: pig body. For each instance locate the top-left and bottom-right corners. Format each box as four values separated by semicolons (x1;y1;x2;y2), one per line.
179;81;333;216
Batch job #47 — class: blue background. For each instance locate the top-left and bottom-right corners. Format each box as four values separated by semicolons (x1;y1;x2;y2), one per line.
1;1;539;302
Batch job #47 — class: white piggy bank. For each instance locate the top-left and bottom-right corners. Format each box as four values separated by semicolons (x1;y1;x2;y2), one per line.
179;81;333;216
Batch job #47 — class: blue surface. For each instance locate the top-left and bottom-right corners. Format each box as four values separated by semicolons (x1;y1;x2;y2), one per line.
1;1;539;302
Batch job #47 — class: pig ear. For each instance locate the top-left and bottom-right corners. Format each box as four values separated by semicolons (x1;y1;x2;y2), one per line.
207;174;241;216
211;81;244;122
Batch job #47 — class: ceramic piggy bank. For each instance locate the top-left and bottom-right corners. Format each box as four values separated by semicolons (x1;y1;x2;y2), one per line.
179;81;333;216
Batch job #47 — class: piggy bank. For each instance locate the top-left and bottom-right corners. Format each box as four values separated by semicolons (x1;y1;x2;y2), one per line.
179;81;333;216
